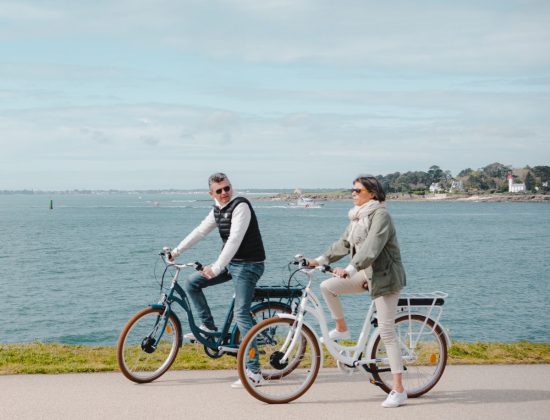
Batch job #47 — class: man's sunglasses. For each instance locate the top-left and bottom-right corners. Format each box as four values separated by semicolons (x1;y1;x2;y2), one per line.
351;188;366;194
214;186;231;195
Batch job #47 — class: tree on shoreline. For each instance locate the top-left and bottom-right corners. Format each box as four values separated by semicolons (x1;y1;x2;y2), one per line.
376;163;550;194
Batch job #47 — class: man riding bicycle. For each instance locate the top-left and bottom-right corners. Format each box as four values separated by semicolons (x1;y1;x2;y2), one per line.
167;172;265;387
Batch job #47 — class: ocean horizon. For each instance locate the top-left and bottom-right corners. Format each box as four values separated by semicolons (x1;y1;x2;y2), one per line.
1;192;549;345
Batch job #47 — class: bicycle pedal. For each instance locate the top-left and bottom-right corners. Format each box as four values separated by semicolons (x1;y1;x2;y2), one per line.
369;379;384;387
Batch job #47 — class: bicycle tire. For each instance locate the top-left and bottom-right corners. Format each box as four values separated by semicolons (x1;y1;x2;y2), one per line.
233;302;292;344
117;307;181;383
367;314;447;397
237;317;321;404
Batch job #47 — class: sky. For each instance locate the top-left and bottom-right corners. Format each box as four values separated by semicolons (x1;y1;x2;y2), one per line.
1;0;549;190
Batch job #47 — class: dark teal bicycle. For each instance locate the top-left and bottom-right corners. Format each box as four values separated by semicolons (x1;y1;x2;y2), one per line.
116;249;302;383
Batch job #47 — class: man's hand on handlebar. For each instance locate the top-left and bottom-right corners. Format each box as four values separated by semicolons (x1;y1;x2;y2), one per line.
161;247;175;262
201;265;216;280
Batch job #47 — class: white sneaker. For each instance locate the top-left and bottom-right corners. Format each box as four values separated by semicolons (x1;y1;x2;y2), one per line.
382;390;408;408
329;328;351;340
231;369;263;388
184;325;216;341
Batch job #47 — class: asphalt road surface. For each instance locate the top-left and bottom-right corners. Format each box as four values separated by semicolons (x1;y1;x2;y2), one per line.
2;365;549;420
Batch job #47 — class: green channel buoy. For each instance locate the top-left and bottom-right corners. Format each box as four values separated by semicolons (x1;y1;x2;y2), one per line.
49;199;53;210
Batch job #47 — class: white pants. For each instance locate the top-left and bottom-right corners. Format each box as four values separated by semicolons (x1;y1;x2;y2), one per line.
320;273;404;374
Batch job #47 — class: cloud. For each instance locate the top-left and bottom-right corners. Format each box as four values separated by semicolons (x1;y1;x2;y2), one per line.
140;135;160;146
1;1;549;189
0;2;64;20
2;88;547;179
2;1;550;74
80;127;112;145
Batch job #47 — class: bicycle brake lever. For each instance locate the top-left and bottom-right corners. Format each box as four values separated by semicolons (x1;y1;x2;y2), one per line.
320;264;332;273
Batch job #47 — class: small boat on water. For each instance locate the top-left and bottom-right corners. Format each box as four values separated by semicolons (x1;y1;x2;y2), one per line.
288;195;323;208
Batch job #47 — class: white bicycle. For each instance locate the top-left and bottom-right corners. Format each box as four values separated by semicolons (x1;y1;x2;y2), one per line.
236;255;451;404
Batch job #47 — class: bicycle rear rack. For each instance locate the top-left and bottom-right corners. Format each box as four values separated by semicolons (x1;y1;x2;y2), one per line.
394;291;449;348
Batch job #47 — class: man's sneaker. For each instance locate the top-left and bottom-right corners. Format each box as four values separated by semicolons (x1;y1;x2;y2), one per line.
183;325;216;341
329;328;351;341
231;369;263;388
382;390;408;408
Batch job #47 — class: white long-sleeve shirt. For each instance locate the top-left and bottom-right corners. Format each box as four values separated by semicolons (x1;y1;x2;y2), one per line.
171;197;252;276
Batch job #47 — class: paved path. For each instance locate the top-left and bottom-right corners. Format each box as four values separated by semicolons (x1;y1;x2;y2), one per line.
2;365;550;420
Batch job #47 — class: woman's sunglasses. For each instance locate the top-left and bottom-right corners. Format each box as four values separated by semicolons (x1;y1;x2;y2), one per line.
214;186;231;195
351;188;366;194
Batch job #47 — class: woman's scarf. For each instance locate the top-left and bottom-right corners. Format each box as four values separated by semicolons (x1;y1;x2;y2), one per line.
346;200;385;255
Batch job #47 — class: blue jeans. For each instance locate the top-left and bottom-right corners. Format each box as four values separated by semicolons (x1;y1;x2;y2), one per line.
183;261;265;371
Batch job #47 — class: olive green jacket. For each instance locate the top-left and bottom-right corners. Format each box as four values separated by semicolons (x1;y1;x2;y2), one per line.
321;206;406;298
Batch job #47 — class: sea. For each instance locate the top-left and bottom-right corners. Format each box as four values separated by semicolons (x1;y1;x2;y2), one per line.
1;192;549;345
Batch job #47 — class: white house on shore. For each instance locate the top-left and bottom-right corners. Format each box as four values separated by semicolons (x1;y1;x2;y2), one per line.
507;172;526;193
450;180;464;192
429;182;443;193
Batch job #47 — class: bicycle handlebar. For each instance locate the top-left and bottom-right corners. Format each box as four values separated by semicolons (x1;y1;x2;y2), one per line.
292;254;332;273
160;247;203;271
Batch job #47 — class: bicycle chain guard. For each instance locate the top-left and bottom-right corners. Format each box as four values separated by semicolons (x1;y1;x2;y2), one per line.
336;350;358;375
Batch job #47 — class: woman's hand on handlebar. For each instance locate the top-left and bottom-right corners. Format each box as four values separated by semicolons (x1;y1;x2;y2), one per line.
306;259;319;268
293;255;332;272
332;267;349;278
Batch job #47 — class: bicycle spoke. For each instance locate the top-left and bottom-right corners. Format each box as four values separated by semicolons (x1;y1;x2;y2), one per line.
238;318;321;404
368;314;447;397
117;308;181;383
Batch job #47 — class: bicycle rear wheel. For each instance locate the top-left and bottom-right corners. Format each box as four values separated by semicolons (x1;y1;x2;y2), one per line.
368;314;447;397
117;307;181;383
237;317;321;404
234;302;292;343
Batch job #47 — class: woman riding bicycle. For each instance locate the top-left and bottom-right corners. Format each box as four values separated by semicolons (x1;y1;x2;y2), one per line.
306;175;408;408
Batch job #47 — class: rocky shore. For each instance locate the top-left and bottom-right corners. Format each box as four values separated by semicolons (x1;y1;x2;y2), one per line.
256;192;550;203
389;193;550;202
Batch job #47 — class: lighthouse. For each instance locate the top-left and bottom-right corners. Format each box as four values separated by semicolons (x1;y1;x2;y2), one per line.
507;171;526;193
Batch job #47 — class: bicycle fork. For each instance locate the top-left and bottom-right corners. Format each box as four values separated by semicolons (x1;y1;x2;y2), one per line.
142;305;173;353
278;314;306;365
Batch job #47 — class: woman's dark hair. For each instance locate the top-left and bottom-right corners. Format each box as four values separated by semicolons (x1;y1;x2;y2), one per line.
354;175;386;202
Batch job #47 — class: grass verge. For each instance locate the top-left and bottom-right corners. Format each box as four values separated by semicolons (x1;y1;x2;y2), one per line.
1;341;550;375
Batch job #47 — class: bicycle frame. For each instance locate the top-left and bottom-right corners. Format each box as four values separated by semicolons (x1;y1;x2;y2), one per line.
116;251;310;385
148;262;214;349
278;266;449;371
150;260;300;355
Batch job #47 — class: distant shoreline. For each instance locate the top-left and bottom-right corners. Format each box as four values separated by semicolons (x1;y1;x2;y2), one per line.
1;189;549;203
257;192;550;203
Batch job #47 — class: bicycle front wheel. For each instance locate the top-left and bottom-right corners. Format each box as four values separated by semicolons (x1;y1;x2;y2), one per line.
117;307;181;383
237;317;321;404
368;314;447;397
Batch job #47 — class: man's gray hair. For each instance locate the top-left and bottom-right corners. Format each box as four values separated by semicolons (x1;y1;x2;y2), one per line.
208;172;229;187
